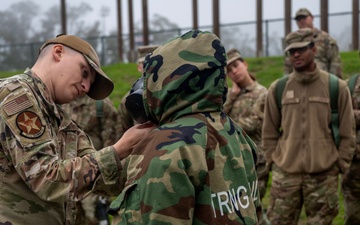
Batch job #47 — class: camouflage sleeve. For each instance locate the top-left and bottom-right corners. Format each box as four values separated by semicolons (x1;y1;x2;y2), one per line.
116;92;135;136
237;91;267;135
0;85;121;202
100;98;119;146
223;91;236;114
327;37;343;78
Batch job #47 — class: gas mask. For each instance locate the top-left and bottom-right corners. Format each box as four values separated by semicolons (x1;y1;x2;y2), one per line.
125;76;153;124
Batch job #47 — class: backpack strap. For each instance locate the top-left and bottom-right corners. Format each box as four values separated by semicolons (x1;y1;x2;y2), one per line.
275;76;289;133
275;76;289;110
96;100;104;145
96;100;104;118
329;73;339;148
348;74;359;95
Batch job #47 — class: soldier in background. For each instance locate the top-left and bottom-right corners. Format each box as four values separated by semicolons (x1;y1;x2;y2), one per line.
342;73;360;225
63;95;119;225
284;8;343;78
117;45;159;135
223;48;269;225
263;28;354;224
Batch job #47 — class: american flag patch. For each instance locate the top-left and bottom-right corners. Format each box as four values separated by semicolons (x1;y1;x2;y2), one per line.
3;94;33;116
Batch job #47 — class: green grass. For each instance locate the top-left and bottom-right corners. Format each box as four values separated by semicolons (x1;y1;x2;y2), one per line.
1;51;358;224
2;51;359;108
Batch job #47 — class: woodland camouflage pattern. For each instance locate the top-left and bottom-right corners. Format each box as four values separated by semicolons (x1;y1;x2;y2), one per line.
0;69;122;225
342;74;360;225
284;28;342;78
108;30;262;224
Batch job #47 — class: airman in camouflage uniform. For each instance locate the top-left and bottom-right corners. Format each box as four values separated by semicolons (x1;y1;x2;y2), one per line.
284;8;343;78
62;95;119;225
263;28;355;225
108;30;262;224
223;48;269;225
117;45;159;136
342;73;360;225
0;35;153;225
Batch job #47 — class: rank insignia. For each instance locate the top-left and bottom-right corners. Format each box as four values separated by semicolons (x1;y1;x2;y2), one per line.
16;111;45;138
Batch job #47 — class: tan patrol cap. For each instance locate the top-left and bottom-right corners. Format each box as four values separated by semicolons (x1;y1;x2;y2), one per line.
226;48;244;65
284;28;314;52
39;34;114;100
294;8;312;20
137;45;159;63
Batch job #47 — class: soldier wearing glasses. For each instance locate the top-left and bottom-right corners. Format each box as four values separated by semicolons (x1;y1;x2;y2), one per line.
284;8;343;78
262;28;355;224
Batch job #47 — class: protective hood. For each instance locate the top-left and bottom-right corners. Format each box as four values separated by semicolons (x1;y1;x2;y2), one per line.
141;30;228;125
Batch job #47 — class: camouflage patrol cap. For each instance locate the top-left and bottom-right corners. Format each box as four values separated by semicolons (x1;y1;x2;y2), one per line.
284;28;314;52
226;48;244;65
39;34;114;100
294;8;312;20
137;45;159;63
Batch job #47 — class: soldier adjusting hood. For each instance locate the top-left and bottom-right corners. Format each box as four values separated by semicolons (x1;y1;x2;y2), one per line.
142;30;228;125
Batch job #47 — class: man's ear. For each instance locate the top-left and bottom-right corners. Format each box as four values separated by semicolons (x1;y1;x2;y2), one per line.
52;44;64;62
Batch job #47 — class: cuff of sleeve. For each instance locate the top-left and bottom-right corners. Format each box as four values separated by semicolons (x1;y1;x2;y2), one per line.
92;146;123;185
336;159;349;174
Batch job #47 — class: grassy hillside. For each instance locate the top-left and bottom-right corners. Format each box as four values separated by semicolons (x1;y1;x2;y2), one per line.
2;51;359;109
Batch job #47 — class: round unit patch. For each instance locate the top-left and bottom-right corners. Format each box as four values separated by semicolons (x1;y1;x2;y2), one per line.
16;111;45;138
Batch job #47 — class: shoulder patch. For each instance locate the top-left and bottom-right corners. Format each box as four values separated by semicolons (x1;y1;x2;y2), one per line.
3;94;33;116
16;111;45;138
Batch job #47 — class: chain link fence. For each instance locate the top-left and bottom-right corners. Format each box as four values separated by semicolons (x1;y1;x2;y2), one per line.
0;11;355;71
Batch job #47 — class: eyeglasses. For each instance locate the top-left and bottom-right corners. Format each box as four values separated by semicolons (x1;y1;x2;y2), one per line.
286;44;312;57
295;16;308;21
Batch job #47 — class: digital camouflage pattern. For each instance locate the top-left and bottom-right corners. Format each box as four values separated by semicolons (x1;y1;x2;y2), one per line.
268;164;339;225
62;95;119;149
117;90;135;136
342;74;360;225
108;30;262;225
0;69;122;225
284;28;342;78
223;82;268;199
62;95;119;225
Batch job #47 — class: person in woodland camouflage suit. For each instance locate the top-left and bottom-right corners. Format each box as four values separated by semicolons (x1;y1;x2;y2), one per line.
342;73;360;225
284;8;343;78
62;95;119;225
0;34;154;225
108;30;262;224
223;48;269;225
117;45;159;136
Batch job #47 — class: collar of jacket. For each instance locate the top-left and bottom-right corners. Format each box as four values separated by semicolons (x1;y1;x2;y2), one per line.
292;64;320;84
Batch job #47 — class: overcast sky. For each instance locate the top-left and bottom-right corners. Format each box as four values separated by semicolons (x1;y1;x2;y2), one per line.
1;0;353;35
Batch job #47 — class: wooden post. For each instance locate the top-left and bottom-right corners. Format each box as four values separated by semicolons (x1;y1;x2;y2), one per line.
353;0;359;50
117;0;123;62
142;0;149;45
212;0;220;38
320;0;329;32
192;0;198;30
256;0;263;57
